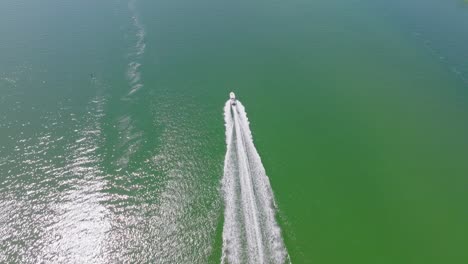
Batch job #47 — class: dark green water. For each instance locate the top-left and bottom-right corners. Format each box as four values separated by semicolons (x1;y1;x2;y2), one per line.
1;0;468;263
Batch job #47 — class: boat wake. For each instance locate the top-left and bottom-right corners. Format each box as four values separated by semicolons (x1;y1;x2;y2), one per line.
126;0;146;96
221;100;289;264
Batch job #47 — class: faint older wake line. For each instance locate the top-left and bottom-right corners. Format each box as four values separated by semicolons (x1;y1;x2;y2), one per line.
126;0;146;95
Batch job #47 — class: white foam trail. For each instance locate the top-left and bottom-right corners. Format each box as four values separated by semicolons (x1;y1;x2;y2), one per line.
233;106;265;263
222;100;289;264
236;102;289;263
221;101;242;264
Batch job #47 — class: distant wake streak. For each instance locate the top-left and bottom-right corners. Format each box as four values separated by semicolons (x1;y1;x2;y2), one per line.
221;100;289;264
126;0;146;95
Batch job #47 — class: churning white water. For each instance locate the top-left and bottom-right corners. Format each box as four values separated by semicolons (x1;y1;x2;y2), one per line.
221;100;289;264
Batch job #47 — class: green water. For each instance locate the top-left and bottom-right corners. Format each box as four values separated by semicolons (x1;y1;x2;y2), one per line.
1;0;468;263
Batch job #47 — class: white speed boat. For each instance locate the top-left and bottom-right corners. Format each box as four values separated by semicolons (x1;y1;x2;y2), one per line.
230;92;236;105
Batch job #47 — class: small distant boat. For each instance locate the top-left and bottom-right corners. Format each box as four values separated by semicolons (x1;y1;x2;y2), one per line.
230;92;236;105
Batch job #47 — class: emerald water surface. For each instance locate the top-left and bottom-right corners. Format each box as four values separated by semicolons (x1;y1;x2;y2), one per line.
1;0;468;263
